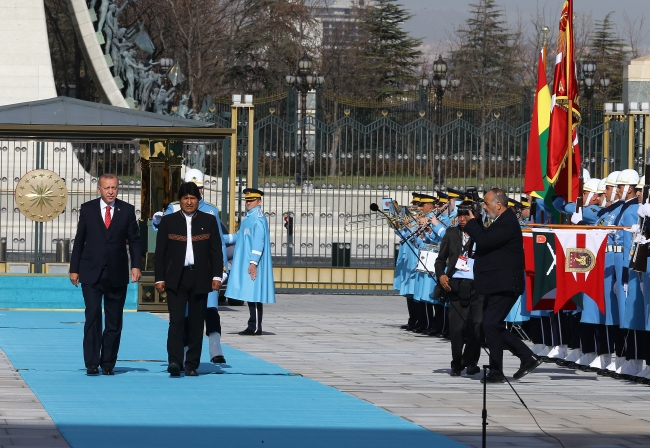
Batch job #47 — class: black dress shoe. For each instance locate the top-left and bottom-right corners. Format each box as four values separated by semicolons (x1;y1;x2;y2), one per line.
465;365;481;375
185;369;199;377
168;362;181;378
238;328;256;335
400;324;410;330
402;325;415;331
211;355;226;364
102;367;114;376
411;326;425;333
86;365;99;376
513;355;543;380
449;369;461;377
555;359;571;367
481;371;506;383
255;330;262;335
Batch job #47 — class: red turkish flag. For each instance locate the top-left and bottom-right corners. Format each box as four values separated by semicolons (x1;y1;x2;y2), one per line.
554;229;608;313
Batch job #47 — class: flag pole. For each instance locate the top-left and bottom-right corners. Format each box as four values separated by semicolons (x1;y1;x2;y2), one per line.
566;3;574;204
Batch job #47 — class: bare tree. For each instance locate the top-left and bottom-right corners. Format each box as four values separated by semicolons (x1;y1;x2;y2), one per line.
622;11;649;60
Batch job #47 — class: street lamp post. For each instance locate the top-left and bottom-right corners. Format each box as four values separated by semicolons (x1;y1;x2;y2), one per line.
286;54;324;187
580;60;609;175
429;55;460;187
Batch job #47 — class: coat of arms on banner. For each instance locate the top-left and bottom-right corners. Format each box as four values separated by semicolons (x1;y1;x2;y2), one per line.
565;248;596;273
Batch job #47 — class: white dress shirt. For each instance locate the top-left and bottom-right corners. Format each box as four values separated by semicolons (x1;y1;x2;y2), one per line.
183;211;195;266
100;198;115;220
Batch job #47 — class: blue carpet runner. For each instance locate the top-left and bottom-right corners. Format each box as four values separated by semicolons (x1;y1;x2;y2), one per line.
0;311;464;448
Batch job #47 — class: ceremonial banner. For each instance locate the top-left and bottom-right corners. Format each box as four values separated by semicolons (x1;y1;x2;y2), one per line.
524;49;552;198
531;230;558;310
546;0;581;201
553;229;608;313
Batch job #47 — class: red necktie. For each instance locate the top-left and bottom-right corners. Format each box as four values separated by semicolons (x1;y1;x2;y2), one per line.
104;205;112;229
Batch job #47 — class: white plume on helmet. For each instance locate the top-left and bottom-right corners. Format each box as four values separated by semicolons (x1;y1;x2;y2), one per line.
184;168;204;187
582;168;591;182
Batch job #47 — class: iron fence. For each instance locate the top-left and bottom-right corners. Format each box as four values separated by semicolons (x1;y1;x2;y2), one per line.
0;109;629;268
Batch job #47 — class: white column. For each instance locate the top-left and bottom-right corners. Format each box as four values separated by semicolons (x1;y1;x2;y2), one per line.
0;0;57;106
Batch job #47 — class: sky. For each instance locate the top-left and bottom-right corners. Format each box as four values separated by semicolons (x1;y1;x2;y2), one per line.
397;0;650;56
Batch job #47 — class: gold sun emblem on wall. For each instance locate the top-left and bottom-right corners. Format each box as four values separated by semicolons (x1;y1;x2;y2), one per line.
15;169;68;223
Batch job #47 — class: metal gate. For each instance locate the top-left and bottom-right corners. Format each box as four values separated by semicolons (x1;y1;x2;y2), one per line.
0;104;632;291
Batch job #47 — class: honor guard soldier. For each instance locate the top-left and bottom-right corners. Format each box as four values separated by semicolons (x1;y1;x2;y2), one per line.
429;192;456;336
152;169;229;364
224;188;276;335
552;178;602;225
612;169;646;378
395;193;423;331
586;171;626;373
635;176;650;381
411;193;443;334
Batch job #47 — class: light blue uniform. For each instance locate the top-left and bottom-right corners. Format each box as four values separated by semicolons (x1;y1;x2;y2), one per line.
579;202;624;325
552;197;602;225
412;211;441;303
224;206;276;304
153;199;228;308
393;223;420;296
614;199;645;330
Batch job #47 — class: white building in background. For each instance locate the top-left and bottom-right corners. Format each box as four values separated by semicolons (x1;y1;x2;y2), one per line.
313;0;375;49
0;0;57;106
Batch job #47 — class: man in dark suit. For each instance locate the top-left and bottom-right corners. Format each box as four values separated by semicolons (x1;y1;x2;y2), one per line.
465;188;542;383
70;173;142;376
434;202;482;377
155;182;223;377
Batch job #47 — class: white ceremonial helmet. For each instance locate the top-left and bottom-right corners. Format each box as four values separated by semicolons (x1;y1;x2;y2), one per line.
184;168;204;187
604;171;621;203
597;178;607;194
583;178;600;193
583;178;600;206
583;168;591;182
604;171;621;186
616;169;640;185
616;169;640;200
637;175;645;189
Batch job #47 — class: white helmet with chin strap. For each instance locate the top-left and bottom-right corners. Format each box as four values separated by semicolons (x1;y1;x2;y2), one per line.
605;171;621;203
616;169;640;200
597;178;608;206
637;175;645;190
583;178;600;206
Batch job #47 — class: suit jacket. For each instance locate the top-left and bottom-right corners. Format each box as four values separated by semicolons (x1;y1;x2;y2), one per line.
70;198;142;286
154;210;222;294
463;208;524;296
434;225;471;279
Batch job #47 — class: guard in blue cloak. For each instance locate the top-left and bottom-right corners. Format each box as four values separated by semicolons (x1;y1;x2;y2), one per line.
152;169;229;364
612;170;646;376
431;190;460;338
225;188;276;335
394;194;422;330
411;193;443;334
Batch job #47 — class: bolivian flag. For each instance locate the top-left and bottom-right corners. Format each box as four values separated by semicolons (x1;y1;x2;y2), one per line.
524;48;556;219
